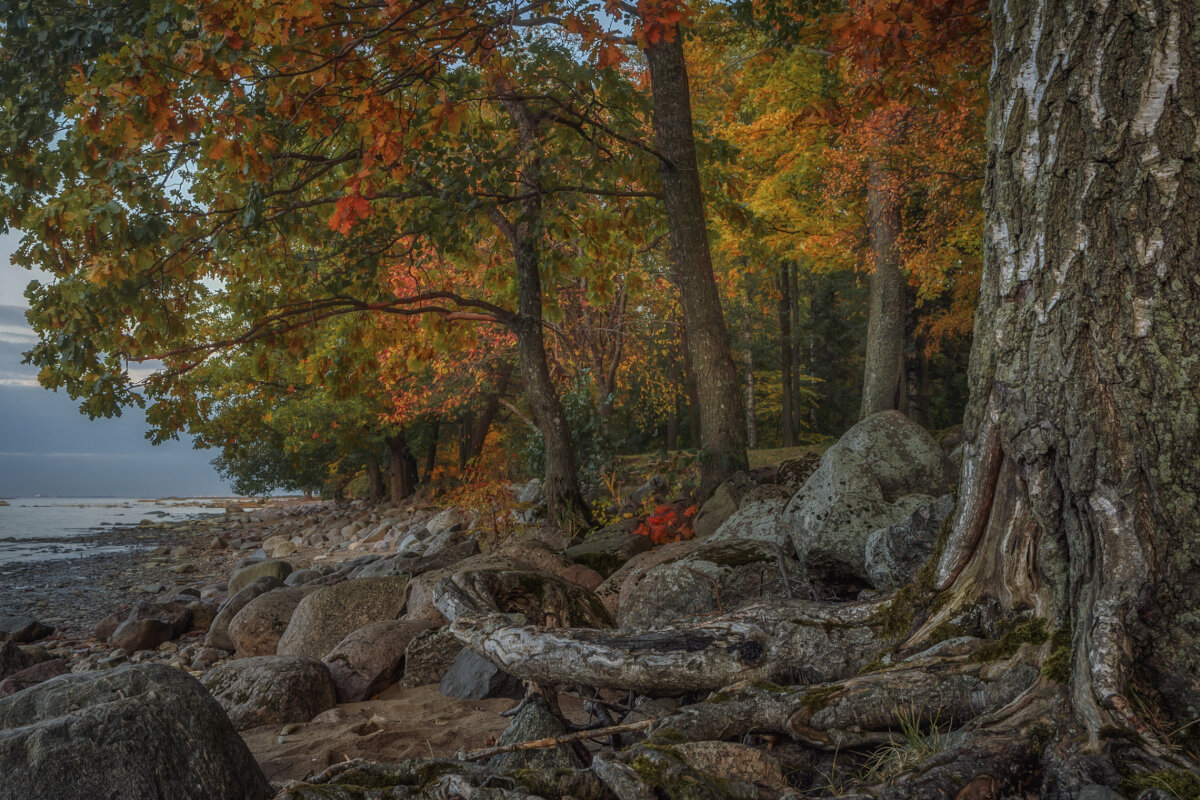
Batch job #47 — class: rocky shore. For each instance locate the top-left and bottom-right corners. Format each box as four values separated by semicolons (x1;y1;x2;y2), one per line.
1;412;1189;800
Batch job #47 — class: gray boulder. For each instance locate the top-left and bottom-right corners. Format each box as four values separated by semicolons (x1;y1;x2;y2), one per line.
618;539;800;630
323;619;434;702
707;486;791;547
110;618;173;654
205;575;284;651
692;472;758;539
201;655;336;731
228;559;293;595
438;647;522;701
284;568;321;587
783;412;953;586
276;576;409;659
487;699;582;773
864;494;955;589
400;627;463;688
0;663;271;800
228;586;315;658
565;519;654;577
835;410;955;498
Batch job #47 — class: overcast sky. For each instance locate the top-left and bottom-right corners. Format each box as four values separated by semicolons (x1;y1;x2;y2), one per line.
0;231;232;498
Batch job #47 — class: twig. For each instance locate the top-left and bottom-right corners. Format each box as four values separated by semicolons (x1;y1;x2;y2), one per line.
459;718;656;761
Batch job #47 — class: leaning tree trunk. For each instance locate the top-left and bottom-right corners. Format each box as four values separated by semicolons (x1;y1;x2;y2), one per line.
859;161;906;419
930;0;1200;752
645;30;748;495
493;86;593;531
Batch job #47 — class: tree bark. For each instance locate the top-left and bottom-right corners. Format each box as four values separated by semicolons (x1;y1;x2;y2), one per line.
778;262;797;447
492;85;593;531
931;0;1200;748
469;362;511;461
739;291;757;450
366;459;386;502
385;433;418;503
424;417;439;482
859;161;906;419
645;31;748;494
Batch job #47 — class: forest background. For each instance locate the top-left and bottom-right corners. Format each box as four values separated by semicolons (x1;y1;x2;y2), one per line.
0;0;988;516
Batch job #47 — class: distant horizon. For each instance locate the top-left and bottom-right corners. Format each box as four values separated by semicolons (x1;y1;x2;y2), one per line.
2;233;236;497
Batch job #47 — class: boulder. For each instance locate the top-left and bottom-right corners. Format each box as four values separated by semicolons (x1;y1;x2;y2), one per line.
438;647;522;702
618;539;800;630
431;568;612;629
0;641;36;680
276;576;409;659
707;486;791;548
425;507;474;538
228;586;315;658
692;472;758;539
93;612;124;643
565;519;654;577
200;655;336;731
110;618;173;653
228;559;293;595
123;600;193;638
559;564;605;591
400;627;463;688
205;576;284;651
0;659;70;699
0;615;52;644
516;478;545;506
783;442;933;586
595;540;701;617
185;599;217;633
323;619;434;702
487;699;582;773
864;493;955;589
830;411;955;500
0;663;271;800
284;568;321;586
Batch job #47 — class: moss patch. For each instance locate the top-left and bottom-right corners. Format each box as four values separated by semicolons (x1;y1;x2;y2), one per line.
1119;770;1200;800
973;616;1050;662
1039;626;1072;682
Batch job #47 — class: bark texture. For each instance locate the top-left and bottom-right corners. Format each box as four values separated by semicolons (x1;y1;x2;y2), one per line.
645;31;748;494
778;262;797;447
859;162;906;419
936;0;1200;744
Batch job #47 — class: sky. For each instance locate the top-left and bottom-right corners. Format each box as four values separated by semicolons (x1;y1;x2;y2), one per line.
0;231;232;497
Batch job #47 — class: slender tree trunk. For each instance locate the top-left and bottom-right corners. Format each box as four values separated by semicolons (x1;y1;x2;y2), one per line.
645;30;748;495
512;240;593;530
385;433;418;503
930;0;1200;755
424;417;439;482
458;413;472;470
789;262;804;436
469;363;511;461
859;162;906;419
492;86;592;531
740;292;757;450
778;262;797;447
680;332;701;448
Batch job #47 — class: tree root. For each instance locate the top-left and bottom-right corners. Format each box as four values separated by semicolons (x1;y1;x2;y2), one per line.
449;598;892;694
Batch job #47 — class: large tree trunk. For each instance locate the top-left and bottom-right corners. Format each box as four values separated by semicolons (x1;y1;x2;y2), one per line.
645;31;748;495
424;417;439;482
859;162;906;419
778;262;797;447
931;0;1200;751
365;459;386;502
385;433;418;503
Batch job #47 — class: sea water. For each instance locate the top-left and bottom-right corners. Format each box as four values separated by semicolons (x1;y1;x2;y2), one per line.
0;497;228;565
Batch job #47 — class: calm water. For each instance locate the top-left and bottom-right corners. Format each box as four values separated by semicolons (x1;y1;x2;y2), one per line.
0;497;229;565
